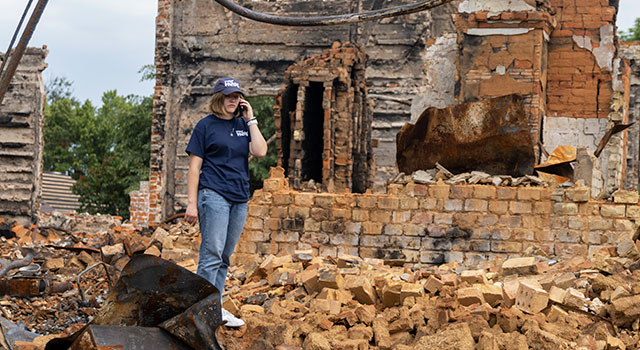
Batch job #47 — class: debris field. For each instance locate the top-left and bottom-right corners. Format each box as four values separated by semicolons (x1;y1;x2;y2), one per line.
0;211;639;349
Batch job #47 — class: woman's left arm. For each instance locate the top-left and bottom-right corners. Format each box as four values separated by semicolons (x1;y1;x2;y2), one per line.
240;98;268;158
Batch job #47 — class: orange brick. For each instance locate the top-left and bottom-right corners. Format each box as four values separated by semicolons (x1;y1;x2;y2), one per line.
13;342;39;350
378;197;399;210
516;281;549;314
513;59;533;69
473;185;496;199
517;187;542;201
356;196;377;208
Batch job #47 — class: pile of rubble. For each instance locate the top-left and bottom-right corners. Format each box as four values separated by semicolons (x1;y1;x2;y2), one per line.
391;168;547;187
218;250;640;350
0;213;153;347
0;213;640;349
383;161;549;189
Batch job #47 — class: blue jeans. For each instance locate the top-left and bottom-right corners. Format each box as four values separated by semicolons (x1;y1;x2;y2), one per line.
197;188;248;297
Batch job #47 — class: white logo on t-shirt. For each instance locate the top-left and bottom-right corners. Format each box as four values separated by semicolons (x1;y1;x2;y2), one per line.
235;130;249;137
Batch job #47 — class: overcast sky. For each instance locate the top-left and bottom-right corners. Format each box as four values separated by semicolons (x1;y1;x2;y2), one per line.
0;0;639;105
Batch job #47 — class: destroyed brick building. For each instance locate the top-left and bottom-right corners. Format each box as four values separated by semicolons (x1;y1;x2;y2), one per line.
126;0;640;270
140;0;636;222
6;1;640;349
0;48;47;226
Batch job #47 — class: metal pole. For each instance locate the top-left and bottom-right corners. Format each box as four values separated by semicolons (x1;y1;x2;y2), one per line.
0;0;34;82
0;0;49;105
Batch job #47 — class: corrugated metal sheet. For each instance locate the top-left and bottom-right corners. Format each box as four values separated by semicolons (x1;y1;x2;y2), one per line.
41;172;79;213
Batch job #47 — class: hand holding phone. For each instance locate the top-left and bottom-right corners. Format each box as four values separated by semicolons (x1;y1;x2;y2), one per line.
235;98;254;121
234;103;245;118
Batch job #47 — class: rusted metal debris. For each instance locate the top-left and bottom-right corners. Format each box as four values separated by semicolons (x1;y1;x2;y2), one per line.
396;94;535;177
46;255;223;350
77;262;112;305
595;122;634;157
160;293;224;350
0;247;36;278
67;325;190;350
0;278;45;297
535;145;577;184
91;255;218;327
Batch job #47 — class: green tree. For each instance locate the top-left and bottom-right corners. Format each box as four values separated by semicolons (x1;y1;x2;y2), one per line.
72;91;152;218
43;78;152;219
137;64;156;82
43;77;97;176
45;76;75;103
246;96;277;194
73;155;136;218
620;18;640;42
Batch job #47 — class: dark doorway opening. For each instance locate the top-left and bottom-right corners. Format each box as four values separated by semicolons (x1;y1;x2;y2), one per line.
280;83;298;177
301;82;324;183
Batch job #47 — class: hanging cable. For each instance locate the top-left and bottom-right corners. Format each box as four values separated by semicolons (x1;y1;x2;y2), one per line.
213;0;455;26
0;0;34;81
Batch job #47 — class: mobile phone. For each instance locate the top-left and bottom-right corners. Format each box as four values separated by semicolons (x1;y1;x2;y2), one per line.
234;104;245;117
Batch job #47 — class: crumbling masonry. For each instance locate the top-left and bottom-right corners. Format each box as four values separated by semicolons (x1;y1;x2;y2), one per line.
129;0;640;267
274;43;373;193
622;42;640;190
0;48;47;226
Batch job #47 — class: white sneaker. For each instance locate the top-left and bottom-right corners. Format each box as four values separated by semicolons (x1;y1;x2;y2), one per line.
221;308;245;328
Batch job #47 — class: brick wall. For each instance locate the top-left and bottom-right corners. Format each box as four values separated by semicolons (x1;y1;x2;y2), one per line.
455;6;554;162
147;0;461;222
543;0;629;195
148;0;172;224
232;167;639;267
143;0;630;227
129;181;150;227
546;0;617;119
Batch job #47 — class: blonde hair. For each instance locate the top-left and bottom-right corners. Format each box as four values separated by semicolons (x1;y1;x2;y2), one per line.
209;92;227;116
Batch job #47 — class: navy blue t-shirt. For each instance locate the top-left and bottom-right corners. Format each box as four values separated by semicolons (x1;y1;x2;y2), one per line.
185;114;251;203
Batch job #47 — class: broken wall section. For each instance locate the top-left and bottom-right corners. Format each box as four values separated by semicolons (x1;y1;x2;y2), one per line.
234;168;640;268
146;0;460;224
621;42;640;191
274;43;373;193
0;48;47;225
455;1;554;162
129;181;150;228
543;0;629;196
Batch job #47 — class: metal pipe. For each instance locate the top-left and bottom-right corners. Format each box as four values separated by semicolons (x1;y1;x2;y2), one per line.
0;0;34;82
213;0;454;26
77;261;112;304
0;252;34;278
0;0;49;105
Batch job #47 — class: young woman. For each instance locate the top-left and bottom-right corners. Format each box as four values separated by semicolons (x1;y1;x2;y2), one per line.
184;77;267;327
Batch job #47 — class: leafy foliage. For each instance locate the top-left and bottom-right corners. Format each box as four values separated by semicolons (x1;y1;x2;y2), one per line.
43;77;152;219
73;156;136;218
137;64;156;82
43;78;97;177
620;18;640;42
247;96;277;194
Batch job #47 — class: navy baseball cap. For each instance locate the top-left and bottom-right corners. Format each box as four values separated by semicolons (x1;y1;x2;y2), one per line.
213;77;244;96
